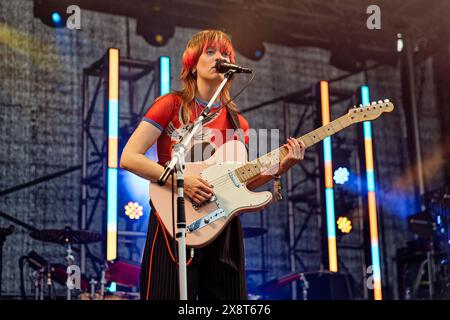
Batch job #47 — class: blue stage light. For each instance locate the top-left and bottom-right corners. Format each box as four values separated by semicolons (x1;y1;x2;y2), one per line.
108;282;117;292
51;12;62;25
255;50;264;59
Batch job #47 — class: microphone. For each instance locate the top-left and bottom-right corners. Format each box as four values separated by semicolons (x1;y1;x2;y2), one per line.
215;59;252;73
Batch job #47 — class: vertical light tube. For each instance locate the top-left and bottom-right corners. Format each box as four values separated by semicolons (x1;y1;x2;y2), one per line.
361;85;382;300
159;56;170;95
320;81;338;272
107;48;119;261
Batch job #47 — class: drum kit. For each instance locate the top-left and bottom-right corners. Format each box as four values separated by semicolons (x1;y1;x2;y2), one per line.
26;226;140;300
21;224;293;300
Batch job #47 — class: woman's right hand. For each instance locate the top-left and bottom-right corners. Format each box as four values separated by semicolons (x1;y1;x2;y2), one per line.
184;175;214;206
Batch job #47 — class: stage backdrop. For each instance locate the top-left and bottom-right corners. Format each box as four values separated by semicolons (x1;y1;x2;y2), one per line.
0;0;446;298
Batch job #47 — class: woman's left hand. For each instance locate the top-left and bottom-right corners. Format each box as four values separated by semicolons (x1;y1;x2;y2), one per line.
278;137;306;175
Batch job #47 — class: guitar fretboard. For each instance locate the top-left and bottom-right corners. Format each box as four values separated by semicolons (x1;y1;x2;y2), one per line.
233;114;352;183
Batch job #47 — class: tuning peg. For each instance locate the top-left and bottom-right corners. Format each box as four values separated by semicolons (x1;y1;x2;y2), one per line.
377;100;382;104
384;99;390;102
353;105;357;108
371;101;376;105
359;104;363;108
364;104;370;108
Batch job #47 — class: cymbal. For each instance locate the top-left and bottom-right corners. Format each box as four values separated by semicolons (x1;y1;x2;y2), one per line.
30;226;103;244
243;226;267;238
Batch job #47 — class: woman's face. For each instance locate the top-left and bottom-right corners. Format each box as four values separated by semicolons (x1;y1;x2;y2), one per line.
195;44;231;83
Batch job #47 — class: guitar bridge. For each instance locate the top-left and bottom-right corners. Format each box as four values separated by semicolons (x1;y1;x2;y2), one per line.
187;209;226;233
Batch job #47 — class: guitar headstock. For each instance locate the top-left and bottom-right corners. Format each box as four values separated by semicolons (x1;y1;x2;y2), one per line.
347;99;394;123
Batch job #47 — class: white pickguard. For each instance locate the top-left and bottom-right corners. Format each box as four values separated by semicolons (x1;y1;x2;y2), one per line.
201;162;272;217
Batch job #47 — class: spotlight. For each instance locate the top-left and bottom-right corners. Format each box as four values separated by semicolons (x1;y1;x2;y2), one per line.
51;12;62;24
33;0;67;28
154;34;165;46
333;167;350;185
254;50;264;59
236;42;265;61
228;22;266;61
124;201;143;220
136;17;174;47
233;34;266;61
337;216;352;234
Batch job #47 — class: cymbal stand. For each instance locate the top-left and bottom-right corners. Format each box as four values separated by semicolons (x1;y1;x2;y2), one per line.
31;270;40;300
39;268;44;300
299;273;309;300
89;278;98;299
100;262;108;299
46;263;53;300
65;242;75;300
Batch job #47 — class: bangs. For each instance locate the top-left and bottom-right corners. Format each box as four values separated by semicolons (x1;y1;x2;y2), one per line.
203;33;234;61
182;30;235;69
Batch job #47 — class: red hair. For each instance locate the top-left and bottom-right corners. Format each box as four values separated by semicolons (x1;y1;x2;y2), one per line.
175;30;237;124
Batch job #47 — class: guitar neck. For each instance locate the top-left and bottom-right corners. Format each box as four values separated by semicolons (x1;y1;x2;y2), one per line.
234;114;352;183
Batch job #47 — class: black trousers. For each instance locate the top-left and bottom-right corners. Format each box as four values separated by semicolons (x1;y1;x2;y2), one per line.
140;202;248;300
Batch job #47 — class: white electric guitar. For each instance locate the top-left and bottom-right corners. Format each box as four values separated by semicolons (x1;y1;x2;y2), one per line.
149;100;394;247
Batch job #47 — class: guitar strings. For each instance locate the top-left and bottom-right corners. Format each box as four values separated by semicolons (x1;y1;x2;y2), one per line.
178;115;359;195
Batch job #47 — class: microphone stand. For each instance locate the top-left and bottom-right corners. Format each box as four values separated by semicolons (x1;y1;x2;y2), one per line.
157;70;236;300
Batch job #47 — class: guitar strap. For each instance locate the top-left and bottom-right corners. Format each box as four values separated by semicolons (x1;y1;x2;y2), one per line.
225;106;249;153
